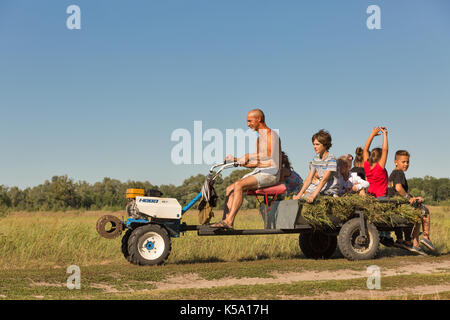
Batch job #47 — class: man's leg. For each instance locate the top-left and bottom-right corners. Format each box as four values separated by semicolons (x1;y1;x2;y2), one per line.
223;176;258;227
222;184;235;220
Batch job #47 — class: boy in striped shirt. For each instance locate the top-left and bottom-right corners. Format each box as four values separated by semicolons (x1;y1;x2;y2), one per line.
294;129;339;203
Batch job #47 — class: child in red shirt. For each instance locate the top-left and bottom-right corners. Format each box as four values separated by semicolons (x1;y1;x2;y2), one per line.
363;127;393;246
363;127;388;197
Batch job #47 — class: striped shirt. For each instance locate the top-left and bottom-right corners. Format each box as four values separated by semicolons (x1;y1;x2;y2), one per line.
310;152;339;195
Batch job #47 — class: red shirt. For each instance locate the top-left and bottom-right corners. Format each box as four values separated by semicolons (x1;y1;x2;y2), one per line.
364;161;388;197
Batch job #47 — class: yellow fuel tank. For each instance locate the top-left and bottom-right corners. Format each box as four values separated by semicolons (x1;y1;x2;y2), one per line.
126;188;145;199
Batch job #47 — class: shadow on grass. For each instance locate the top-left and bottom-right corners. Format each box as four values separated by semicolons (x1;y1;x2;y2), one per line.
378;246;446;258
170;247;449;267
172;257;226;265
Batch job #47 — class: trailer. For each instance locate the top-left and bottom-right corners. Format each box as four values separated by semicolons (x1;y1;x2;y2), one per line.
96;162;420;265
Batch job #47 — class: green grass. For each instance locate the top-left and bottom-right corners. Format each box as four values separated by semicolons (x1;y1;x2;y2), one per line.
0;206;449;299
0;206;448;270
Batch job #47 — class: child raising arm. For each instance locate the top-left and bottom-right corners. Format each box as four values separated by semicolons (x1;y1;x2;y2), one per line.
363;127;389;198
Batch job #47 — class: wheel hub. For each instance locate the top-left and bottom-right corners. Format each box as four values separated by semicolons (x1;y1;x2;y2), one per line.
138;231;165;260
355;235;368;246
145;241;155;250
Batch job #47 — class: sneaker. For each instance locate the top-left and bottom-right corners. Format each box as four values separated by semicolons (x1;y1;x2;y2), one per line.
420;238;436;251
410;246;428;256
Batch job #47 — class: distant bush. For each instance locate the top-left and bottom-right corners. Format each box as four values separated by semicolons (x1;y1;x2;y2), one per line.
0;174;448;213
0;169;258;212
408;176;450;205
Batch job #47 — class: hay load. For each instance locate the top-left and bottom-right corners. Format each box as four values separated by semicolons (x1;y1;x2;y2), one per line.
296;194;423;229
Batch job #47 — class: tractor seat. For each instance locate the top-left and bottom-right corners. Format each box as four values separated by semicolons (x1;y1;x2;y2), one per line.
247;183;287;196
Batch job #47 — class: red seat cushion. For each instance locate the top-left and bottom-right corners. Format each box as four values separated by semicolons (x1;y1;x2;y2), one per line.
247;184;287;196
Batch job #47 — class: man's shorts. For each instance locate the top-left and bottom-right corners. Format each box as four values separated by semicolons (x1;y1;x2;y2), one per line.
243;172;279;188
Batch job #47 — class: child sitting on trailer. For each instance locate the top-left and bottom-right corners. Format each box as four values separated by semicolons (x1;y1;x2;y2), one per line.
387;150;435;255
350;147;366;181
337;156;369;196
362;126;395;246
293;129;339;203
280;151;303;195
363;127;389;198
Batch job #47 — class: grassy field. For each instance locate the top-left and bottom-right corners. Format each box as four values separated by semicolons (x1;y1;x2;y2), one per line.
0;206;449;300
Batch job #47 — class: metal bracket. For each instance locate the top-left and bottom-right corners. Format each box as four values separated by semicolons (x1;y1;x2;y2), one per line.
357;210;368;239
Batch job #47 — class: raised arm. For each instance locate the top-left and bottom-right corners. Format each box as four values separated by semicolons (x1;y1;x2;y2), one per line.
378;127;389;169
363;127;381;163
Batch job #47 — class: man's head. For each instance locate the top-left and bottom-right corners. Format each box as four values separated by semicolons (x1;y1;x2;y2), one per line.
247;109;266;131
394;150;410;171
312;129;332;154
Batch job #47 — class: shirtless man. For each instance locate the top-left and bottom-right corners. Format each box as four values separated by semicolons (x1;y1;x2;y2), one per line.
211;109;281;229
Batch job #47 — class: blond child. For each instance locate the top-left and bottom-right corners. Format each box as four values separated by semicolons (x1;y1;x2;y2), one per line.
337;156;369;196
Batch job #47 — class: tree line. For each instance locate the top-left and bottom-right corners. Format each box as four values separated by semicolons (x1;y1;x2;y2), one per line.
0;169;259;213
0;173;448;214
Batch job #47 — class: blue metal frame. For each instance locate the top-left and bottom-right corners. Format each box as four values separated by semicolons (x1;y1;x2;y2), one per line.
181;192;202;215
124;218;149;229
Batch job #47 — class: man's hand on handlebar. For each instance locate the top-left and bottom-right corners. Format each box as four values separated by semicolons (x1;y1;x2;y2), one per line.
225;154;245;167
224;154;236;163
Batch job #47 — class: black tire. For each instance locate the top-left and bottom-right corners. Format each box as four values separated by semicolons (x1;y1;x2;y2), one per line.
121;229;133;262
127;224;171;266
338;217;380;261
299;231;337;259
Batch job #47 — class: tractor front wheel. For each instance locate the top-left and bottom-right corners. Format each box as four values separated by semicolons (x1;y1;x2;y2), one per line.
127;224;171;266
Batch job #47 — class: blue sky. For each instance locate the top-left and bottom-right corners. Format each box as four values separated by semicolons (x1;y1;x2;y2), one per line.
0;0;449;189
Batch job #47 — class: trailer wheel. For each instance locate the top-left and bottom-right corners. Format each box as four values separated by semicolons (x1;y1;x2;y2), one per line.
127;224;171;266
299;231;337;259
338;218;379;261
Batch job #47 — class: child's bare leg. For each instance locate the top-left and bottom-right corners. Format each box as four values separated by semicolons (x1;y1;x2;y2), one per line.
412;222;421;247
358;189;366;196
422;206;431;240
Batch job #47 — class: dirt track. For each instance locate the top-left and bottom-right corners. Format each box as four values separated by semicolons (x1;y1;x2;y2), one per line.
146;259;450;299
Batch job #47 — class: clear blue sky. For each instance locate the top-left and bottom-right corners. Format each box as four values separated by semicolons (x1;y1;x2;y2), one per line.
1;0;449;189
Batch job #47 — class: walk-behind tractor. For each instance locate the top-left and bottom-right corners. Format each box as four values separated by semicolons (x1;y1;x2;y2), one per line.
96;162;420;266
